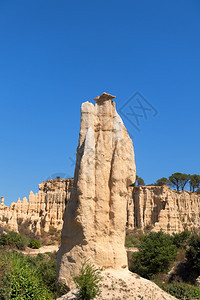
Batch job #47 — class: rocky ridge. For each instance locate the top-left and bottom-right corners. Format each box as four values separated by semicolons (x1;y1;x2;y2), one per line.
127;185;200;234
0;178;73;235
1;181;200;236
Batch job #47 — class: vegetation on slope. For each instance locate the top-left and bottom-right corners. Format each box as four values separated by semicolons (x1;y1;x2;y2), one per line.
73;260;102;300
2;229;200;299
130;231;177;278
0;231;41;250
0;250;57;299
129;230;200;299
0;231;62;299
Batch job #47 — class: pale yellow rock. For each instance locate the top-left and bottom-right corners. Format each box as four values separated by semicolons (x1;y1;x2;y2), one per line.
1;181;200;236
127;185;200;234
57;269;177;300
57;93;136;289
1;197;5;205
94;92;116;101
0;178;73;234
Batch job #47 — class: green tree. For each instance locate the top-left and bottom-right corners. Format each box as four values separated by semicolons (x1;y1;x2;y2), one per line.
186;234;200;272
134;175;145;186
155;177;170;186
168;173;190;191
172;230;191;249
131;231;177;279
189;174;200;192
196;188;200;194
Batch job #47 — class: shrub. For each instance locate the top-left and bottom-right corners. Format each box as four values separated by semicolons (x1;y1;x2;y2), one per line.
172;230;191;249
196;188;200;194
131;231;177;279
0;231;29;250
186;234;200;272
49;226;57;235
46;240;56;246
0;250;53;299
29;239;42;249
125;229;144;248
38;252;57;293
73;260;102;300
144;224;153;233
125;234;139;248
158;281;200;299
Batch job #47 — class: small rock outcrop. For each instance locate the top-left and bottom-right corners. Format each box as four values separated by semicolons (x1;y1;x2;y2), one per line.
58;270;176;300
57;93;136;288
0;178;73;234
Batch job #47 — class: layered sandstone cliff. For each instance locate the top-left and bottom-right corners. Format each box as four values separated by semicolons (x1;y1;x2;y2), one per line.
57;92;136;288
1;182;200;236
127;185;200;234
0;178;73;235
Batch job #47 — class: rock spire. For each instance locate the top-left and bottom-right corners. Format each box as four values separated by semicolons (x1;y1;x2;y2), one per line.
57;93;136;288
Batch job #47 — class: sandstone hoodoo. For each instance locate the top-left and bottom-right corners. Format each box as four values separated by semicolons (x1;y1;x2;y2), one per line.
57;93;136;288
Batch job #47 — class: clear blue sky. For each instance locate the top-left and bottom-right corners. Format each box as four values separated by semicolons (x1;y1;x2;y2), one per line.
0;0;200;205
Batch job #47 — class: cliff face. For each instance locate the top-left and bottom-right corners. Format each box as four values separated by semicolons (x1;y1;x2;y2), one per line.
1;182;200;236
127;185;200;234
1;181;200;236
0;178;73;235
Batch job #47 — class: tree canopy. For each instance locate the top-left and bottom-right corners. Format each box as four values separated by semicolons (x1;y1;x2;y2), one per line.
189;175;200;192
155;177;170;186
134;172;200;192
134;175;145;186
131;231;177;279
168;173;190;191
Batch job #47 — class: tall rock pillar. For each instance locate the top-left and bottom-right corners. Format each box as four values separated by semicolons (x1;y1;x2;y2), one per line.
57;93;136;288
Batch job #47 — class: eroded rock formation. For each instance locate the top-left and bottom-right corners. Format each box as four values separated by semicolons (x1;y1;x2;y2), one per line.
127;185;200;234
1;181;200;237
57;92;136;288
0;178;73;235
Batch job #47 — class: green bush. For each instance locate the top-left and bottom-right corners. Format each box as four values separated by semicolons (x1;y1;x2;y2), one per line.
0;251;53;299
159;281;200;299
39;252;57;293
0;250;58;299
196;188;200;194
172;230;191;249
125;229;144;248
186;234;200;271
131;231;177;279
73;260;102;300
125;234;139;248
29;239;42;249
0;231;29;250
49;226;57;235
